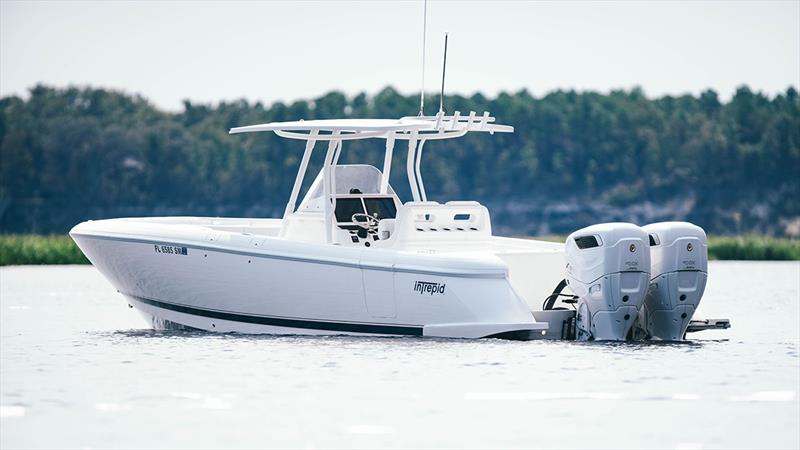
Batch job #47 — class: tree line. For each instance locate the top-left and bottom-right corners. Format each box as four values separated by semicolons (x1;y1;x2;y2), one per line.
1;84;798;236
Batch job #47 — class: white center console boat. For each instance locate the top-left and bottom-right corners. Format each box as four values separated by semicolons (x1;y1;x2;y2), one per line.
71;113;730;340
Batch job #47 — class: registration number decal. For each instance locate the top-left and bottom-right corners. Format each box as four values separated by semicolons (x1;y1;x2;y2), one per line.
154;244;188;256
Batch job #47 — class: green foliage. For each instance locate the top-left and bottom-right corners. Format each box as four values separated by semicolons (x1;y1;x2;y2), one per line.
1;84;799;235
708;236;800;261
0;234;89;265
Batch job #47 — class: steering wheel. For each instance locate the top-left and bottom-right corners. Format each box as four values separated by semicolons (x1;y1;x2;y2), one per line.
351;213;379;231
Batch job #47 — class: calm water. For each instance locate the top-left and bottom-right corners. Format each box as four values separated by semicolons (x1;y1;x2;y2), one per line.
1;262;798;449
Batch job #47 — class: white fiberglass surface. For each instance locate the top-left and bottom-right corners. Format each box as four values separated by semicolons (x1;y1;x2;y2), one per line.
1;262;798;449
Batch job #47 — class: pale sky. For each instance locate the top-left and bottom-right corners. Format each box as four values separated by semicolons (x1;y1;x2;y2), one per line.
1;0;798;111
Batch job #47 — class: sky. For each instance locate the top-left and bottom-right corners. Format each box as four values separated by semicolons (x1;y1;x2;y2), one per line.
1;0;799;111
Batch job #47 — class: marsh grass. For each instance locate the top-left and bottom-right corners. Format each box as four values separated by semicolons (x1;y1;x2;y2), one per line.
707;235;800;261
0;234;89;265
0;234;797;265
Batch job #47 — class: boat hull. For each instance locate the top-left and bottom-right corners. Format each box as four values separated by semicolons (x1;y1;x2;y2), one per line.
128;294;548;339
71;219;551;339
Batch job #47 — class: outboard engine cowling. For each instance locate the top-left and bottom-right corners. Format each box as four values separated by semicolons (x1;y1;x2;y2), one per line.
565;223;651;341
639;222;708;340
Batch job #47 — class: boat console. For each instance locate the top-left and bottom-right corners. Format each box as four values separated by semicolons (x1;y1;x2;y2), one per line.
290;164;495;248
334;193;398;245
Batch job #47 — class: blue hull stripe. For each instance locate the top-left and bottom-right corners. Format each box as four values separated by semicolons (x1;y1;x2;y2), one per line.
131;295;424;336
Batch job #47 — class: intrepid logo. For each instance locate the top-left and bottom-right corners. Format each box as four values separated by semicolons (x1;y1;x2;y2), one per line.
414;281;446;295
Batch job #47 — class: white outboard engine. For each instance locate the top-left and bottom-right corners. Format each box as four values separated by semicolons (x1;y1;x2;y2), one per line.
565;223;651;341
638;222;708;340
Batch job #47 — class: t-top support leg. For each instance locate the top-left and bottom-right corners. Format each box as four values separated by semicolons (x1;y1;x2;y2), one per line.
323;133;342;244
406;131;421;202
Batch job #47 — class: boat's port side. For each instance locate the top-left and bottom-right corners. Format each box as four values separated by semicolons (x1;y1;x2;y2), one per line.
70;216;730;341
70;218;550;339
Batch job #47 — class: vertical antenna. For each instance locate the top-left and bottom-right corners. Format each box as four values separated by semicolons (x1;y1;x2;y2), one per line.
418;0;427;117
439;32;448;114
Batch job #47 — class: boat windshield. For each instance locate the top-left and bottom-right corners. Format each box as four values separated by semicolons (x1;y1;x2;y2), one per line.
334;196;397;224
334;198;365;223
364;198;397;220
